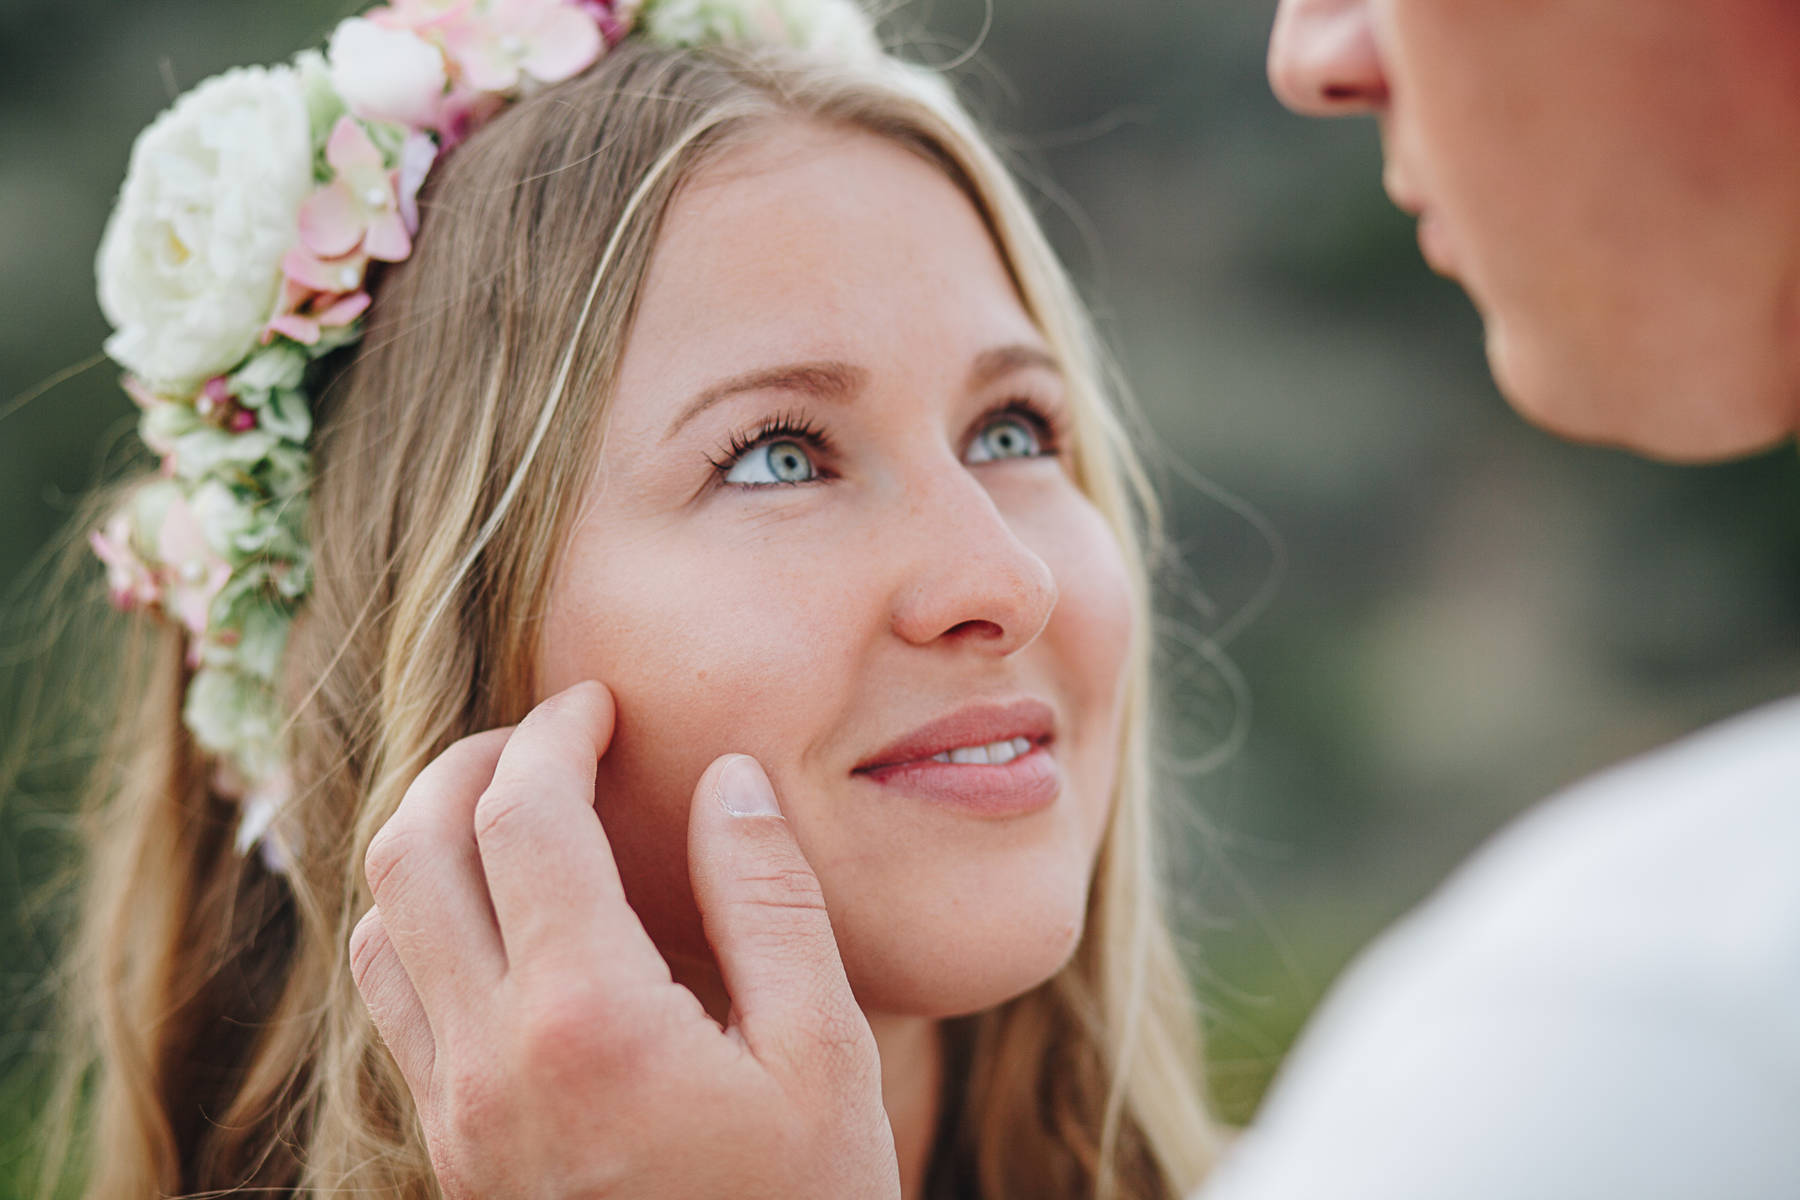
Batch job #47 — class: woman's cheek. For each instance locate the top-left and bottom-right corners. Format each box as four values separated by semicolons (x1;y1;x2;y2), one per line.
564;535;861;957
1037;493;1137;843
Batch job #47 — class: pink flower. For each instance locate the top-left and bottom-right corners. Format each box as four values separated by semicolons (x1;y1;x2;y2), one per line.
156;493;232;653
299;118;414;265
429;83;509;149
574;0;637;44
372;0;477;36
90;509;161;611
265;249;372;346
192;376;258;432
442;0;604;93
396;131;438;232
265;121;437;346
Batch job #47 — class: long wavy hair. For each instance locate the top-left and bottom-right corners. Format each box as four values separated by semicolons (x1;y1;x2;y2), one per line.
45;32;1222;1200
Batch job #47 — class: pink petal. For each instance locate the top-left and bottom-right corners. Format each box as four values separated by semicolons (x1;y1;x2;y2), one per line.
573;0;629;39
455;42;521;92
280;246;338;293
432;87;506;149
282;246;369;295
91;522;160;610
316;291;373;327
521;10;603;82
396;137;438;232
363;209;413;261
299;184;365;259
326;115;385;173
377;0;473;34
123;375;163;410
268;313;323;345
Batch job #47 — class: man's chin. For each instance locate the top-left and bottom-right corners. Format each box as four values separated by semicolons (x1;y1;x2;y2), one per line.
1484;322;1798;464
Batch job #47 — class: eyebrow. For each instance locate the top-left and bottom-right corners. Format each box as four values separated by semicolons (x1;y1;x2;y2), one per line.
661;342;1061;441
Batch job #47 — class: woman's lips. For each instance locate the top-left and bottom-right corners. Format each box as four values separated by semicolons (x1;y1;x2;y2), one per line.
853;698;1061;817
855;748;1060;817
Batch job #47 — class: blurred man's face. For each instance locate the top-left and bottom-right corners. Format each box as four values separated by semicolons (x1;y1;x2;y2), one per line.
1267;0;1800;461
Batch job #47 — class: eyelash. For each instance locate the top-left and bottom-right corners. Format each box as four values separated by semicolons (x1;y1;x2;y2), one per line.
705;409;835;480
705;397;1064;484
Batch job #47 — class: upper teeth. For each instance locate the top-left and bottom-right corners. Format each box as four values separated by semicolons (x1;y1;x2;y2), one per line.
932;737;1032;765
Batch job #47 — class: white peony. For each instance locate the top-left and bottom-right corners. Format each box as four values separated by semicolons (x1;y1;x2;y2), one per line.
328;17;448;128
96;65;315;391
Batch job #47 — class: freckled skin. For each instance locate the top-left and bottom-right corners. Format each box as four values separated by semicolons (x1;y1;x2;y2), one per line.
535;120;1135;1020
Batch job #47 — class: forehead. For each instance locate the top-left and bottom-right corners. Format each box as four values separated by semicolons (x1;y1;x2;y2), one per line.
608;118;1041;431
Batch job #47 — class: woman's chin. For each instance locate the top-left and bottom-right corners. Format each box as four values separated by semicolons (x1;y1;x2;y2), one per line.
835;895;1090;1019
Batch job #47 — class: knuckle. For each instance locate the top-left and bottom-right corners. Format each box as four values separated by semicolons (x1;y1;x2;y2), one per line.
513;982;663;1083
347;911;387;991
363;822;428;902
740;863;831;917
400;731;500;812
516;989;611;1070
471;783;536;847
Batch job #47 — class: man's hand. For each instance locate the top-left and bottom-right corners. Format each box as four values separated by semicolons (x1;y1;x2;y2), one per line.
349;680;901;1199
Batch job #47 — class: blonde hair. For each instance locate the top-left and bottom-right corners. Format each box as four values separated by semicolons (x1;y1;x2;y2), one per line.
50;35;1222;1200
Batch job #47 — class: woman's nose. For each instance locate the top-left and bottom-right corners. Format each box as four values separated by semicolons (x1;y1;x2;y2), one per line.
1267;0;1389;117
887;471;1058;658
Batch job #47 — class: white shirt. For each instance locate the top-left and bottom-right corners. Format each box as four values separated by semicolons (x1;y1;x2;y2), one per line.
1197;694;1800;1199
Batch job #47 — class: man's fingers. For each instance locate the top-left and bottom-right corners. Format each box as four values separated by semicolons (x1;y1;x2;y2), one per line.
687;754;875;1074
475;681;665;980
350;907;437;1098
365;727;512;1011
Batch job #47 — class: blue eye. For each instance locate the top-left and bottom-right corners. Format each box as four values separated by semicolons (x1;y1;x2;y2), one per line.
725;439;817;485
965;414;1044;464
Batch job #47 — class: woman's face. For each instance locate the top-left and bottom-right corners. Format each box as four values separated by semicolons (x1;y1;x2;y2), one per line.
535;119;1135;1018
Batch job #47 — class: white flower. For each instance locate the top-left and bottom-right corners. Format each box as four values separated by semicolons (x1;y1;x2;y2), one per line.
328;17;448;128
184;665;283;764
786;0;881;60
189;477;255;560
643;0;880;61
96;65;315;391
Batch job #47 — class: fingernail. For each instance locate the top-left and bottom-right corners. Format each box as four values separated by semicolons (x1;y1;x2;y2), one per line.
719;755;782;818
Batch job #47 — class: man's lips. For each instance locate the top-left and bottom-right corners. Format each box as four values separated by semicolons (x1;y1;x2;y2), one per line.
853;698;1056;772
1383;174;1458;275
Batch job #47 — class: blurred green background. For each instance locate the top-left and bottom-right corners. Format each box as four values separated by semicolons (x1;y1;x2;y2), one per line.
3;0;1798;1188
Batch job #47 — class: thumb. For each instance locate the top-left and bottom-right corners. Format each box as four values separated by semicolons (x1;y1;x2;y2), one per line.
687;754;875;1075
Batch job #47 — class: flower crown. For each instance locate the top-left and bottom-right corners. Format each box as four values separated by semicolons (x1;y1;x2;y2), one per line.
91;0;882;870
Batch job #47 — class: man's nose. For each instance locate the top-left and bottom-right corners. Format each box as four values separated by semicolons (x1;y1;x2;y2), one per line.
1267;0;1389;117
